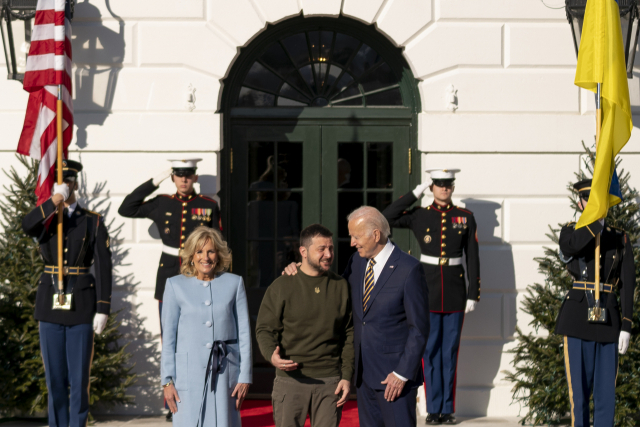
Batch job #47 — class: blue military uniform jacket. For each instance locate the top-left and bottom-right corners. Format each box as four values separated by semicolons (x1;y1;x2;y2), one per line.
22;199;112;325
555;220;635;343
118;179;221;300
383;192;480;312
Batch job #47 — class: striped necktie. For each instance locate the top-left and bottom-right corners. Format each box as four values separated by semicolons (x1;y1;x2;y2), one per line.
363;259;376;311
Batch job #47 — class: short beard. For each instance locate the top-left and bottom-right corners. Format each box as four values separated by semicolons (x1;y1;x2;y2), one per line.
307;256;331;274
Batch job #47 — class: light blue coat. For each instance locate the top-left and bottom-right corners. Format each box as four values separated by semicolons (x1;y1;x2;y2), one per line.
161;273;252;427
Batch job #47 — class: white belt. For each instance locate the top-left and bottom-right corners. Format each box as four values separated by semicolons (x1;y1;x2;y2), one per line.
162;245;180;256
420;254;462;266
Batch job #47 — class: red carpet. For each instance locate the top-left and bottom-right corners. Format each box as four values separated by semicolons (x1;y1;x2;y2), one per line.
240;400;359;427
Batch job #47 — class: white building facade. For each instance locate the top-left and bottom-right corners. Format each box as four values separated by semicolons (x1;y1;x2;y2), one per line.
1;0;638;417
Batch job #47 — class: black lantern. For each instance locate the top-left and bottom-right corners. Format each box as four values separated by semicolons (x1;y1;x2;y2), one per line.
566;0;640;78
0;0;37;81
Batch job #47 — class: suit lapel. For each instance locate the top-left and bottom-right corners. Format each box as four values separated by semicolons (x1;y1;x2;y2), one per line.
364;247;400;316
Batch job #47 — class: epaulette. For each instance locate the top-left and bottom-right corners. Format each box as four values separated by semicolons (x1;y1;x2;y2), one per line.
199;195;218;203
83;208;102;217
564;221;576;227
609;225;624;234
160;194;175;199
456;207;473;215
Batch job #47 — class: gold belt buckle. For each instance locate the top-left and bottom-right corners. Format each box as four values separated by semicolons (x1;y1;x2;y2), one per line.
439;257;449;266
52;293;72;310
63;266;70;276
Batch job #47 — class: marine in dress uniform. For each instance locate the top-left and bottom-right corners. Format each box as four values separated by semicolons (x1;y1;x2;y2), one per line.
555;179;634;427
22;160;112;427
117;159;220;421
382;169;480;425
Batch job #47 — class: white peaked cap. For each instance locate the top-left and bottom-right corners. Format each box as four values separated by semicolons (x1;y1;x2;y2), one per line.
168;158;203;169
425;168;461;180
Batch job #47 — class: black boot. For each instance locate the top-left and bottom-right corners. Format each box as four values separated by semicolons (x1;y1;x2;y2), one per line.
439;414;456;424
166;411;173;422
425;413;441;424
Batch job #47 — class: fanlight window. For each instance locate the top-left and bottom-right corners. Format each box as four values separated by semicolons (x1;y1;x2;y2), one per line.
237;30;403;107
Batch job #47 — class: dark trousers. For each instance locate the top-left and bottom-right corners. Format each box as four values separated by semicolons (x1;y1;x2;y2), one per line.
564;336;618;427
356;380;417;427
423;311;464;414
39;321;94;427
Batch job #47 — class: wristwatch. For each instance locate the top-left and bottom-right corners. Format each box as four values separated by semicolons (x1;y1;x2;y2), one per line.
162;380;173;388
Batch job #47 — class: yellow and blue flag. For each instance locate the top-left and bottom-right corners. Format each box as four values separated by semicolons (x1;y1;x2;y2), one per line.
574;0;632;228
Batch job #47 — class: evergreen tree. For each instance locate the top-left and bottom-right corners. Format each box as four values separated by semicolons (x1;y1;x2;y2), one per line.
504;144;640;426
0;156;136;417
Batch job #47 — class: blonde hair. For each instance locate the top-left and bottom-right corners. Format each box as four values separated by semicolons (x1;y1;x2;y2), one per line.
180;226;231;277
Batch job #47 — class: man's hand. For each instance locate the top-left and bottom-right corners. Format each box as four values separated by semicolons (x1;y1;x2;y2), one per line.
52;183;70;206
270;346;299;371
282;263;301;276
619;331;631;355
465;300;477;314
93;313;108;334
412;183;430;198
381;373;406;402
334;379;351;407
231;383;250;410
153;169;173;186
164;383;180;414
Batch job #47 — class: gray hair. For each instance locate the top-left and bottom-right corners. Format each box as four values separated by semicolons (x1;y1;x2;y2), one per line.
347;206;391;239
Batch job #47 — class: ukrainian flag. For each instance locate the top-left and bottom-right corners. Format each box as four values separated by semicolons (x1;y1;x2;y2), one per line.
574;0;632;229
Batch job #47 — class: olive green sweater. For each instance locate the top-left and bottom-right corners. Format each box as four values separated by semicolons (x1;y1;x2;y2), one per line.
256;269;354;381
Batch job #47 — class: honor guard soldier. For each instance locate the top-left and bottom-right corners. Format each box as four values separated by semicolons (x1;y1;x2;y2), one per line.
555;179;634;427
117;158;220;421
382;168;480;425
22;160;112;427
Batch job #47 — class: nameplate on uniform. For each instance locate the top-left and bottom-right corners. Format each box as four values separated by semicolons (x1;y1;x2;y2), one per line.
52;294;72;310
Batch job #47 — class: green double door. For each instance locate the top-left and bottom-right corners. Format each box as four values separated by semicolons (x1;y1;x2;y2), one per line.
229;124;413;394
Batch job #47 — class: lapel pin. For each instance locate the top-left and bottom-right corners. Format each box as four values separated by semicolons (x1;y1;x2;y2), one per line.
390;266;394;269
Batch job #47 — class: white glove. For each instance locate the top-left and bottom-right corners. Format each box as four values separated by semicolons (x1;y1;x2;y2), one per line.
465;300;477;314
152;169;173;187
53;183;70;201
412;182;430;198
619;331;631;355
93;313;108;334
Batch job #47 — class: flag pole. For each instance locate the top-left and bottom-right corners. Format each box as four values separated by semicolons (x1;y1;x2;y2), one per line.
594;82;602;306
56;84;64;305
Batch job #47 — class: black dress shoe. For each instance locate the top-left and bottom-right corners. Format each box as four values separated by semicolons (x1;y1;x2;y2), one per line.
439;414;456;424
425;413;441;424
166;411;173;422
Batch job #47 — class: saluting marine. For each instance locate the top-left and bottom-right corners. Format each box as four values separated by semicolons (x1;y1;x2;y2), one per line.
556;179;634;427
22;160;112;427
118;158;221;421
118;159;221;302
382;168;480;425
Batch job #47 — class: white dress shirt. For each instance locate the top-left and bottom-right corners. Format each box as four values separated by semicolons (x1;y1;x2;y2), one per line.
363;239;395;292
362;239;408;382
66;202;77;218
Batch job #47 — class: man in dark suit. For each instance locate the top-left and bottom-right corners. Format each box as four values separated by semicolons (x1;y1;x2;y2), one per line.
22;160;112;427
343;206;429;426
555;179;634;427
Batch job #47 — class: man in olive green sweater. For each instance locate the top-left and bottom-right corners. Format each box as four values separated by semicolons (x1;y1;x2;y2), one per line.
256;224;354;427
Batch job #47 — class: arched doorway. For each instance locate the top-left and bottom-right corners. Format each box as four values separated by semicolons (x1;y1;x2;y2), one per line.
219;15;421;395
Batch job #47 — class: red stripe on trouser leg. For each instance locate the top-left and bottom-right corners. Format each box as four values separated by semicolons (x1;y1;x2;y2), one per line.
452;314;465;413
422;358;428;409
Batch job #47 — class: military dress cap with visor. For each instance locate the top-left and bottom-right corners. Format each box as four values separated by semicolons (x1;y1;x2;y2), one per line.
62;159;83;180
169;158;202;177
573;178;592;200
426;168;460;187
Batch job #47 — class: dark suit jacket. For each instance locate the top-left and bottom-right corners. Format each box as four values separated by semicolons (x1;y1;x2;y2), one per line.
342;244;429;390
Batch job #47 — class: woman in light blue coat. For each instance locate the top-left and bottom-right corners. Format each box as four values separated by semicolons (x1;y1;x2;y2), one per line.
161;226;252;427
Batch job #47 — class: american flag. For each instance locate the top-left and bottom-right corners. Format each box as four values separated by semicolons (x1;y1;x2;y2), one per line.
16;0;73;206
